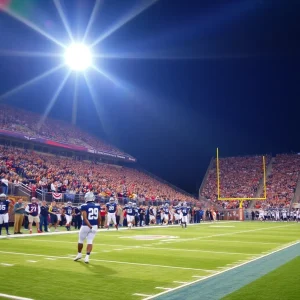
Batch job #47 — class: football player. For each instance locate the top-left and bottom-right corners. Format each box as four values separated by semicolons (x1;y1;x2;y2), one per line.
133;203;139;227
149;206;155;225
0;193;13;235
123;202;135;229
174;205;182;224
25;197;41;234
63;201;74;231
181;202;190;228
162;203;170;225
74;191;100;264
48;201;59;232
106;197;118;230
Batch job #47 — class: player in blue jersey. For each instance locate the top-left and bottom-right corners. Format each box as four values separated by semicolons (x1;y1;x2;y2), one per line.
174;205;181;224
74;192;100;263
63;201;74;231
123;202;135;229
133;203;139;227
181;202;190;228
162;203;170;225
106;197;118;230
0;193;13;235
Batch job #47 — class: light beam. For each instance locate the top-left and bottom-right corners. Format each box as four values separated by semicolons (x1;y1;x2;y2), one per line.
91;65;121;87
89;0;159;48
0;64;65;101
83;72;105;127
0;50;63;58
1;6;66;49
72;73;79;125
38;70;71;129
53;0;74;42
82;0;102;43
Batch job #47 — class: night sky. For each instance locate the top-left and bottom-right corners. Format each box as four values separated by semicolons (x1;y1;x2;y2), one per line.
0;0;300;195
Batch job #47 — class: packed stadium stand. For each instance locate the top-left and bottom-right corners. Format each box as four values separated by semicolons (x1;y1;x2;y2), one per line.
254;154;300;209
200;155;269;208
0;146;195;203
0;104;134;160
200;154;300;209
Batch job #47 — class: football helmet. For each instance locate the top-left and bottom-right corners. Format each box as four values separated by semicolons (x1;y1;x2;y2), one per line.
84;191;95;203
109;197;115;203
0;193;6;199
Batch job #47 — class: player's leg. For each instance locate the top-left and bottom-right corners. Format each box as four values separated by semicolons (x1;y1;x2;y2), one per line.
112;214;118;230
28;215;33;233
84;226;97;263
107;213;112;229
127;215;131;228
3;213;10;235
65;215;71;231
0;215;3;235
74;226;88;261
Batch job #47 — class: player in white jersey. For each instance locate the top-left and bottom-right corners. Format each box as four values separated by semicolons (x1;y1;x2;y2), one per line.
275;209;280;221
296;209;300;222
282;209;287;221
258;209;264;221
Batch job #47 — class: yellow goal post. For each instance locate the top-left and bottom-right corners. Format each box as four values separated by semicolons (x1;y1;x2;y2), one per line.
216;148;267;206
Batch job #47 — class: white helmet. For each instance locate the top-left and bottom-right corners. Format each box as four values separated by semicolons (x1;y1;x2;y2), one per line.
84;191;95;203
0;193;6;199
109;197;115;203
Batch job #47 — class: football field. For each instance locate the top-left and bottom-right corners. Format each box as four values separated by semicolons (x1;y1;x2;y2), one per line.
0;222;299;300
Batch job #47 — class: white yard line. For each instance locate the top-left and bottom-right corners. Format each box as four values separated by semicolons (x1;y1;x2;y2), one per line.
151;224;297;245
0;250;214;272
143;240;300;300
0;293;34;300
0;222;237;239
23;239;257;256
0;263;14;266
133;294;153;297
199;239;281;245
173;281;188;284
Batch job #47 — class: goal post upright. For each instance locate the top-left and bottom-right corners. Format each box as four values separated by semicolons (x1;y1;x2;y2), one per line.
216;148;267;221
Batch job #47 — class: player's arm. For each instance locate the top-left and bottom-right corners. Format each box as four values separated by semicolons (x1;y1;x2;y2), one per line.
81;210;92;229
25;204;30;214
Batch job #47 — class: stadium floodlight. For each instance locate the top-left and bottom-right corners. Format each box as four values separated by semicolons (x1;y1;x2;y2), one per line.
64;44;92;71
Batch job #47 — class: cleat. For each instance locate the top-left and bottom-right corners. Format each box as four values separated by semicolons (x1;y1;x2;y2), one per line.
84;256;89;264
74;253;82;261
38;230;42;233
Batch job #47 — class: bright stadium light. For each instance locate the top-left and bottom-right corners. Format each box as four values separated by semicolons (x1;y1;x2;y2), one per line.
64;44;92;71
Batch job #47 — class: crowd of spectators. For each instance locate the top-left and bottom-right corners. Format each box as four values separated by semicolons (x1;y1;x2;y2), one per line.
0;146;196;204
254;154;300;209
201;155;269;209
0;104;130;157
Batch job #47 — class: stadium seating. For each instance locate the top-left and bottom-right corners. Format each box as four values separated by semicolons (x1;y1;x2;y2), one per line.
254;154;300;209
200;155;270;209
0;146;195;203
0;104;128;156
201;154;300;209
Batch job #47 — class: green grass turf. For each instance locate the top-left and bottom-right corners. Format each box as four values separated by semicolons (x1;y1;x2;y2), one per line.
0;222;299;300
223;256;300;300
